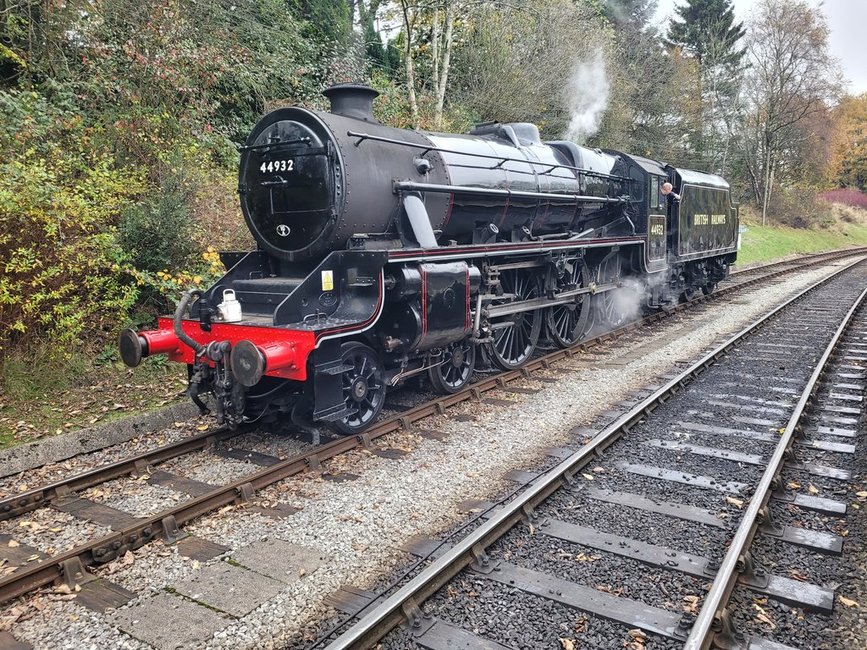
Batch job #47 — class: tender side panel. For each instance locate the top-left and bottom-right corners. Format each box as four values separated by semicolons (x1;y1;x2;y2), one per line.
677;184;737;258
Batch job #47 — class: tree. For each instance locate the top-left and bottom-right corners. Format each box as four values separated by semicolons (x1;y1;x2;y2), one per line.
740;0;842;223
601;0;657;31
667;0;745;66
290;0;352;45
830;94;867;191
666;0;747;174
450;0;610;138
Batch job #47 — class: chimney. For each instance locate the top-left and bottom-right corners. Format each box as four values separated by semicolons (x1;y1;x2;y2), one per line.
322;84;380;122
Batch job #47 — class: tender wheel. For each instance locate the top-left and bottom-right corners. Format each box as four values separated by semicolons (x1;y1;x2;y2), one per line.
487;269;543;370
546;260;591;347
331;342;386;435
429;339;476;394
702;282;717;296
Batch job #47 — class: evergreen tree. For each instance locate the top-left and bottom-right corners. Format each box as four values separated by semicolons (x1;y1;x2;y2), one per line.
667;0;746;67
601;0;657;32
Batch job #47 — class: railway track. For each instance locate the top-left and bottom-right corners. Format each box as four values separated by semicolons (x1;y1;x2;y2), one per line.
314;257;867;649
0;247;864;610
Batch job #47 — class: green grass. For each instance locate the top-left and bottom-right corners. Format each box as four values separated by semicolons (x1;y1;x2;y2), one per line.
0;351;186;449
736;219;867;266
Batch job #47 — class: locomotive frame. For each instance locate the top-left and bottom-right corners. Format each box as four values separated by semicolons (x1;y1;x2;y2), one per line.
120;84;739;434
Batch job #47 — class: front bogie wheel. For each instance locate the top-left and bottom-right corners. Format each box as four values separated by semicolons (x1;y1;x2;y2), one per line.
429;339;476;394
331;342;386;435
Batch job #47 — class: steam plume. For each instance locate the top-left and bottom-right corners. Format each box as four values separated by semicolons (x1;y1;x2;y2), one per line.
564;49;610;143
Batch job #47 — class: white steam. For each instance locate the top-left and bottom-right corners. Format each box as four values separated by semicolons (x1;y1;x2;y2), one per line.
564;49;610;143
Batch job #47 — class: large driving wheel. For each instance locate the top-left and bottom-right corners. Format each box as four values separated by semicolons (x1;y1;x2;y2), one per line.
545;259;592;348
590;254;631;330
331;342;386;435
429;338;476;394
487;269;543;370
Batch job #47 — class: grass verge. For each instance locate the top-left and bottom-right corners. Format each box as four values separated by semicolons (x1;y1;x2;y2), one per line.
737;204;867;266
0;353;186;449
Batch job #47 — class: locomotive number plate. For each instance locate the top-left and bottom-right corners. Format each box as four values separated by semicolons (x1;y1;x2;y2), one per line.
260;159;294;173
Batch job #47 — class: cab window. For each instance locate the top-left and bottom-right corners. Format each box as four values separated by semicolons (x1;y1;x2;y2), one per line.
648;176;664;210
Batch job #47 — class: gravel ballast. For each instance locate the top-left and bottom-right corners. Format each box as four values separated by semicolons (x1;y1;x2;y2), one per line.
1;258;863;649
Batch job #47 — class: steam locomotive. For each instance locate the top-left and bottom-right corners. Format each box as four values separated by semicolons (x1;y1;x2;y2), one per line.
119;84;739;434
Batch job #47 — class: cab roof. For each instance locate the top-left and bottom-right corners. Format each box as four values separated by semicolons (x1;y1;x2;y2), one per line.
673;167;731;189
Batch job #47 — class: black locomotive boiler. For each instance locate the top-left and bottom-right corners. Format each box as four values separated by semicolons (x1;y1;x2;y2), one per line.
120;84;739;434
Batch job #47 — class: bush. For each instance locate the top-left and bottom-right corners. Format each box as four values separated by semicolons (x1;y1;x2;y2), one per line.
118;164;200;274
821;188;867;210
0;89;145;354
766;187;835;229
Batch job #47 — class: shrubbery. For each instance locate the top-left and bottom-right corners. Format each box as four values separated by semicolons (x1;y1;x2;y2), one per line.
766;186;836;229
0;89;144;354
0;0;358;362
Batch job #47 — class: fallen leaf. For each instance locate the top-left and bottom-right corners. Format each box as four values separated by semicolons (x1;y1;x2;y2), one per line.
839;596;859;608
559;639;576;650
8;540;20;548
787;481;801;490
197;424;209;431
683;595;700;614
855;491;867;498
582;473;594;481
726;496;744;508
789;569;810;582
808;484;819;495
755;613;776;629
191;560;200;570
120;551;134;565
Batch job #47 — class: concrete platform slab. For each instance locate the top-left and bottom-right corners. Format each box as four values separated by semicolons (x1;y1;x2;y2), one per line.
231;539;325;584
173;560;284;616
111;592;229;650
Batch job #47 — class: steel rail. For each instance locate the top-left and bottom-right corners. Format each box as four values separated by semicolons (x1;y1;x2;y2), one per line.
684;284;867;649
729;246;867;277
322;257;866;650
0;249;863;604
4;247;854;519
0;428;239;521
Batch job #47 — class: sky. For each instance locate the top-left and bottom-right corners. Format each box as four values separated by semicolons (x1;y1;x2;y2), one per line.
653;0;867;95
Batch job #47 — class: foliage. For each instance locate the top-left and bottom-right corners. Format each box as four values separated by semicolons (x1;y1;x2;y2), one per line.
765;186;835;228
830;94;867;191
739;0;843;223
450;0;611;138
118;163;200;275
821;188;867;211
667;0;746;67
290;0;352;46
0;88;144;353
